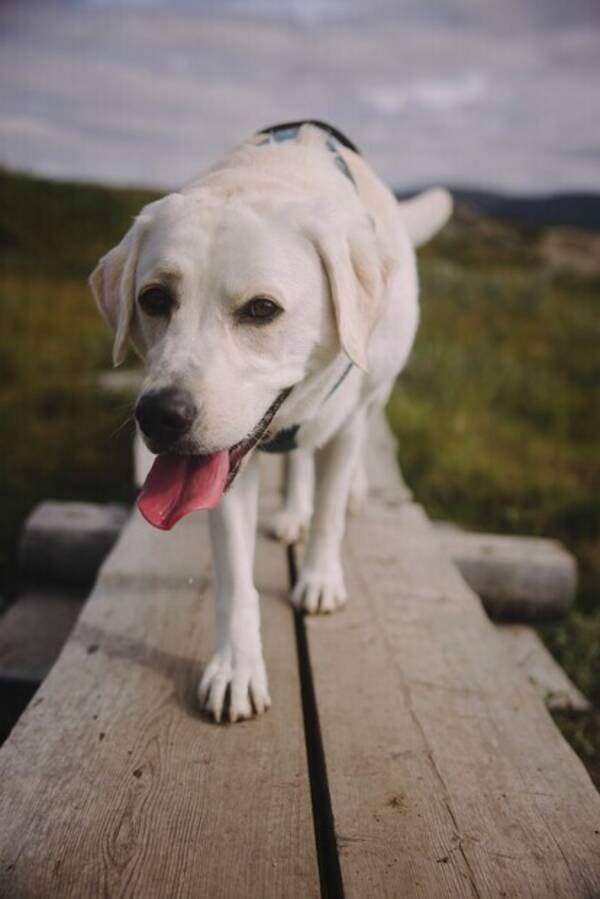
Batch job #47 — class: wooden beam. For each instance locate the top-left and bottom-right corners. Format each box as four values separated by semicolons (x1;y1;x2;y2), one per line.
434;524;577;622
304;411;600;897
2;406;598;897
0;593;80;683
0;508;319;898
494;623;590;712
19;501;128;592
97;370;143;394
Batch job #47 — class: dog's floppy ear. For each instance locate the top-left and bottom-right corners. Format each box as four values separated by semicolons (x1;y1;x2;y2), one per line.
306;210;393;371
89;219;146;367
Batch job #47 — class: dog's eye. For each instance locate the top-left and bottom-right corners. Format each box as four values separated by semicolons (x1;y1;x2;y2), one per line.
238;297;282;324
138;286;174;317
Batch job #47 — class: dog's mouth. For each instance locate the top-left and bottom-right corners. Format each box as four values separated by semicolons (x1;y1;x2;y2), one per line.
137;388;292;531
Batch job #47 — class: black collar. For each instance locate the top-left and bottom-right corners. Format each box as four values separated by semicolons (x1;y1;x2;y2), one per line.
259;361;354;455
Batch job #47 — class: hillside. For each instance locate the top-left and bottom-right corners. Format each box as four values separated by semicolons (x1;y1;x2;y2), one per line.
1;167;599;771
398;187;600;232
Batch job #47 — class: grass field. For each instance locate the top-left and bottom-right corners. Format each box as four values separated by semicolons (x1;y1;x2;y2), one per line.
1;168;598;772
0;169;158;585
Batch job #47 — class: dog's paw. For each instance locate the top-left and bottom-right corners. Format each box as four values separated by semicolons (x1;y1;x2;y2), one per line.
198;647;271;724
291;565;347;615
266;508;310;545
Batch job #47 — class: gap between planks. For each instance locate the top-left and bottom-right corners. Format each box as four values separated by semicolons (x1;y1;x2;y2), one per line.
287;545;346;899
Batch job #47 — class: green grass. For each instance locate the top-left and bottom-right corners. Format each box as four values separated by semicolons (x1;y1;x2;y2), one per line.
1;168;598;774
0;168;159;592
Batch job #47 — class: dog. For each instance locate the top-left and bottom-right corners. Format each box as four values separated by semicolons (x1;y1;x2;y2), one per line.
90;120;451;723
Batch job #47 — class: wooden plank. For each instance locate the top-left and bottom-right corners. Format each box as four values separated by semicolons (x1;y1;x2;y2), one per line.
305;420;600;898
19;501;128;591
0;592;80;682
0;507;319;899
433;524;577;621
367;408;412;506
97;369;144;394
494;623;590;712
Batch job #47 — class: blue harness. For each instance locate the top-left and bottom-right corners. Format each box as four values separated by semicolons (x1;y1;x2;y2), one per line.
256;119;358;187
255;120;358;455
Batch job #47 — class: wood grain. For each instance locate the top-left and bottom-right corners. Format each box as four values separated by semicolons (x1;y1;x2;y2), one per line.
2;408;599;898
0;507;318;899
433;525;577;621
0;592;80;681
305;415;600;898
495;623;590;712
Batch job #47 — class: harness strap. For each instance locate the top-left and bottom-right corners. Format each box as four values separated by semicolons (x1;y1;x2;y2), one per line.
256;119;360;153
259;361;354;455
256;120;358;186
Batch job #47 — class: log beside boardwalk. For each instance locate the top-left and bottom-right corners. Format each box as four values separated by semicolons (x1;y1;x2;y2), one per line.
495;623;590;712
19;501;128;592
433;524;577;622
0;415;599;897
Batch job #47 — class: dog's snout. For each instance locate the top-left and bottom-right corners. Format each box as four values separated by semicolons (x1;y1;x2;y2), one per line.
135;388;197;446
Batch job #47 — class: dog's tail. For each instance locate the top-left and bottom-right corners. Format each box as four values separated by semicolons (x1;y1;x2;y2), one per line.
397;188;453;248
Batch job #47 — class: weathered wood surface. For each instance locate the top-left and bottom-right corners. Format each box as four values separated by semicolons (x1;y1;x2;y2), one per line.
0;592;80;682
495;623;590;712
20;501;128;591
304;411;600;898
364;405;412;505
433;524;577;622
1;407;599;898
0;505;319;898
97;369;144;394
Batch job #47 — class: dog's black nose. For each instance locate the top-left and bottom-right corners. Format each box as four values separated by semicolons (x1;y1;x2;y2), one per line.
135;388;197;446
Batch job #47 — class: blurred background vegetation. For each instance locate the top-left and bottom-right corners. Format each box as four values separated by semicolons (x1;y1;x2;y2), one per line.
0;166;598;771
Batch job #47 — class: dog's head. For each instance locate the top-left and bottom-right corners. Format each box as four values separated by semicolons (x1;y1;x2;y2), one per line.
90;189;392;526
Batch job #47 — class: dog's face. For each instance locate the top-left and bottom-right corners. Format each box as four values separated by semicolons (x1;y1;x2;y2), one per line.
90;189;390;464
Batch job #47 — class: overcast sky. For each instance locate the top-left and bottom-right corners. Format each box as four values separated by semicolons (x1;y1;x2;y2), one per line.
1;0;599;194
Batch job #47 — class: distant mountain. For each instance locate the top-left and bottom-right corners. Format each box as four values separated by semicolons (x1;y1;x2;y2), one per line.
396;187;600;232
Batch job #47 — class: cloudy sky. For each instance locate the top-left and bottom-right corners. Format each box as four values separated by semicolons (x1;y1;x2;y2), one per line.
1;0;599;193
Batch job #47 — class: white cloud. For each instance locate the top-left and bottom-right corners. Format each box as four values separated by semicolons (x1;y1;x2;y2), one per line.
361;73;487;117
0;2;599;192
412;73;487;109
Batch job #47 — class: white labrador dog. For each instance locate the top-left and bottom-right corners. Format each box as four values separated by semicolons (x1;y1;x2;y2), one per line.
90;121;451;723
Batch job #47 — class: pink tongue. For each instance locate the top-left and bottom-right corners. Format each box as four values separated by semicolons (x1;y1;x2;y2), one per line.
137;451;230;530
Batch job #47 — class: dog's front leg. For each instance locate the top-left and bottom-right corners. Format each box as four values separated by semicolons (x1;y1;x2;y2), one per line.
292;409;365;614
267;448;314;544
198;452;270;723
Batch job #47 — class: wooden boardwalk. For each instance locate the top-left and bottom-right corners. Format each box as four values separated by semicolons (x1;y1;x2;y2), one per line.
0;414;598;898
